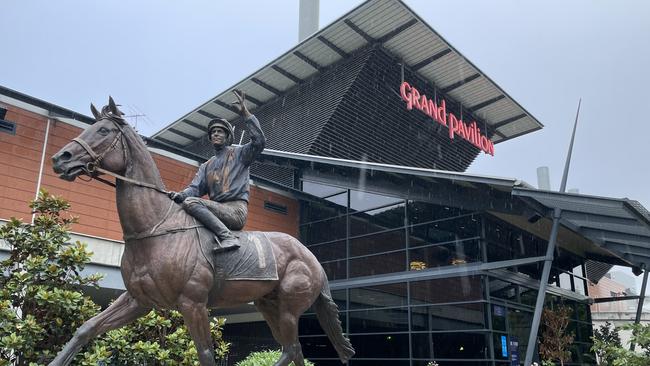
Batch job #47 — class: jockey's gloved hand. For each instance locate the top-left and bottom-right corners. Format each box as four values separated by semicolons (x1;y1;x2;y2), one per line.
168;191;187;203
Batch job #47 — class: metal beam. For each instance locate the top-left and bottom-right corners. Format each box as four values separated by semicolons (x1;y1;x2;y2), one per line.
524;208;562;366
343;19;374;43
525;99;581;366
156;136;185;149
377;18;418;43
495;125;543;141
317;36;349;58
251;77;282;96
293;50;322;70
181;118;206;132
412;49;452;70
593;295;640;304
329;255;546;291
213;99;239;114
271;65;303;84
197;109;218;119
492;113;527;129
245;94;264;106
631;269;649;350
468;95;505;113
168;128;198;141
440;74;481;93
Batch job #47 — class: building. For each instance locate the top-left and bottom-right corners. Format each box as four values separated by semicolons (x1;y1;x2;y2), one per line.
3;0;650;365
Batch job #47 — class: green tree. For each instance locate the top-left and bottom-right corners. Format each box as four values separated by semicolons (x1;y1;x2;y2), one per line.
0;190;231;365
0;189;103;365
81;309;230;365
591;323;650;366
592;321;622;365
539;306;575;366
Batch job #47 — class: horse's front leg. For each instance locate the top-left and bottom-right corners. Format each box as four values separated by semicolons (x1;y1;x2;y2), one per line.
49;292;149;366
178;297;216;366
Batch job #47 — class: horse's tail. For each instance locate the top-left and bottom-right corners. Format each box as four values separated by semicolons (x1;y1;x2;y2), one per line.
313;268;355;364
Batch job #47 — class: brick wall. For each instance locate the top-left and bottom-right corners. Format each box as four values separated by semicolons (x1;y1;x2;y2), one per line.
0;101;299;242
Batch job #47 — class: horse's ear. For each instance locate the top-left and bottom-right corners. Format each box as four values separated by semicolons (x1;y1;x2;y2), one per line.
108;96;119;115
90;103;101;120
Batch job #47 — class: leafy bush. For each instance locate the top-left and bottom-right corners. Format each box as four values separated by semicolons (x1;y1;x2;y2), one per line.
591;322;650;366
236;349;314;366
81;309;230;365
0;190;230;365
0;189;103;365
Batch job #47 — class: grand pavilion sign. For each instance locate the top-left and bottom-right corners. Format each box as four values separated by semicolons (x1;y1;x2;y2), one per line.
399;81;495;156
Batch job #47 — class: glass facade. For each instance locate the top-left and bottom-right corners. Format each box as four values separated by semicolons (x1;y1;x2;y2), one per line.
296;180;596;365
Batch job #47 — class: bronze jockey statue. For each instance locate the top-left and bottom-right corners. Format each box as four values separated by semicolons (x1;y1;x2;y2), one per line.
168;90;265;253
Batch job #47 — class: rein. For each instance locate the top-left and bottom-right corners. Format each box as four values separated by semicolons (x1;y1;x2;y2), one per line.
72;118;169;195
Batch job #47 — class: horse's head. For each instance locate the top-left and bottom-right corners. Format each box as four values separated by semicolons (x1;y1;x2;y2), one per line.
52;97;129;181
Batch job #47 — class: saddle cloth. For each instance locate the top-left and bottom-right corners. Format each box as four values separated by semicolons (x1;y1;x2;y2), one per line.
198;228;278;281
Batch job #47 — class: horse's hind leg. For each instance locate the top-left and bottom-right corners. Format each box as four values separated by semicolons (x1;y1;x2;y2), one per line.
256;298;305;366
179;298;216;366
49;292;149;366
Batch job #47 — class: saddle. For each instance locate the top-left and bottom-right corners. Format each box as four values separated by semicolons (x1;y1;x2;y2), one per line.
129;201;278;283
197;228;279;282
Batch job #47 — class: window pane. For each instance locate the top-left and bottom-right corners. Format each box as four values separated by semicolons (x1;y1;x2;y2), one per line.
300;335;340;359
350;334;410;358
332;289;347;311
322;259;346;281
349;229;405;257
410;276;484;305
409;239;481;269
300;197;346;223
349;251;406;278
308;240;346;262
407;200;472;225
349;283;407;310
301;216;347;244
409;215;480;247
302;181;346;198
349;189;402;212
349;307;409;333
411;303;486;331
492;305;507;331
353;361;410;366
412;332;488;359
349;202;405;237
489;278;518;303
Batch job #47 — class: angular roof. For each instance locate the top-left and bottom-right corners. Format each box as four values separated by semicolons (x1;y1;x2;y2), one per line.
152;0;543;147
255;148;650;271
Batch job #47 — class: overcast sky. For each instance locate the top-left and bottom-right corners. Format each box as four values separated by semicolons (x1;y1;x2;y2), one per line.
2;0;650;210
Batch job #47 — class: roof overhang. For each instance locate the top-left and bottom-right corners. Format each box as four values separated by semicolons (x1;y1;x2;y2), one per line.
252;149;650;270
152;0;543;148
513;188;650;271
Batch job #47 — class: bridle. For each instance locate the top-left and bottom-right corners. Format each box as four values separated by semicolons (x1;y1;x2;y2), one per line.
72;118;169;195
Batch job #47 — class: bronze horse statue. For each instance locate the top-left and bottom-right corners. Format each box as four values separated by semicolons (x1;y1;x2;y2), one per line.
50;98;354;366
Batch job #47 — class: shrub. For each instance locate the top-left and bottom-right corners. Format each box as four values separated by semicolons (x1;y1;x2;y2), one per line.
236;349;314;366
0;189;102;365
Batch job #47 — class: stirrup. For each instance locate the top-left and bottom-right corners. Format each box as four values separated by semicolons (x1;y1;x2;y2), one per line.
213;237;240;253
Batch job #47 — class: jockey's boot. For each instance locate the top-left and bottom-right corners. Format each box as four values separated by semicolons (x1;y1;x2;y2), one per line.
186;204;240;253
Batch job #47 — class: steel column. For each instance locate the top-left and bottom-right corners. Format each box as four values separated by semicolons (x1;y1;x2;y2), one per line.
524;99;581;366
630;269;649;351
523;208;561;366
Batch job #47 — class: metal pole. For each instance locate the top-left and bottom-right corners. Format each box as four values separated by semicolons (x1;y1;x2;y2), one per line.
524;99;582;366
523;207;561;366
630;269;649;351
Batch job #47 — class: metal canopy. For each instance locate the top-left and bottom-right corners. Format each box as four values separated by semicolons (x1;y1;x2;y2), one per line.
513;187;650;270
252;149;650;270
152;0;543;147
